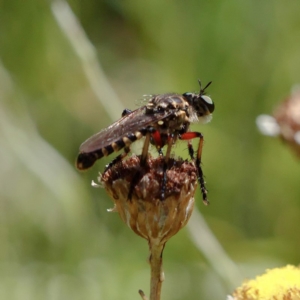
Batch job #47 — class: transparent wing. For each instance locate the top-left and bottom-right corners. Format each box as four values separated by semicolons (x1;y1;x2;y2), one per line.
134;94;154;107
79;105;174;153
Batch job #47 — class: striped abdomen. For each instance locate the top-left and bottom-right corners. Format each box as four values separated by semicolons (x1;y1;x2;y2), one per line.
76;131;145;170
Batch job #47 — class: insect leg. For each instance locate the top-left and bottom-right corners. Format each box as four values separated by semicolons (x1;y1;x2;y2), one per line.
140;128;154;166
128;127;154;200
158;148;163;157
104;146;130;172
104;130;147;172
151;130;168;158
180;132;208;205
160;133;175;200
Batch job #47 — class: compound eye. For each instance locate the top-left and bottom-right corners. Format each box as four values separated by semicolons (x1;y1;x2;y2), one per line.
201;95;215;113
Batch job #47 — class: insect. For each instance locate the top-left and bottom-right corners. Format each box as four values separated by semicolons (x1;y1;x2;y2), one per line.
76;80;214;204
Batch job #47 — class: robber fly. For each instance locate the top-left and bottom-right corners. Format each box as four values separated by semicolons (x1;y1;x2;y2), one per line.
76;80;214;204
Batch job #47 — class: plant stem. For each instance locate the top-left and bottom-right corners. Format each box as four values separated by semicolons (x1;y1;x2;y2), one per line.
149;241;165;300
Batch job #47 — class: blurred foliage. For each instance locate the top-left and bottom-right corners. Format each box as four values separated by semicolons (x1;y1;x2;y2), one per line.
1;0;300;299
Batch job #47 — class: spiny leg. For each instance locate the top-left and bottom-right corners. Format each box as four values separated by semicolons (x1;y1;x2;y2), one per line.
150;130;177;200
180;131;209;205
160;134;175;200
140;130;152;166
128;128;153;200
189;141;208;205
104;146;130;172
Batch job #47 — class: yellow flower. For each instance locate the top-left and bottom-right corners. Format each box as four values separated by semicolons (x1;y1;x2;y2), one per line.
231;265;300;300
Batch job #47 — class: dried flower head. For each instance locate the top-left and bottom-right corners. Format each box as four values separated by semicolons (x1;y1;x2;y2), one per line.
100;155;197;245
256;86;300;157
273;87;300;157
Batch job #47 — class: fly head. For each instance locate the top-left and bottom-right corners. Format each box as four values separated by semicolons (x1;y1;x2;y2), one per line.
183;80;214;123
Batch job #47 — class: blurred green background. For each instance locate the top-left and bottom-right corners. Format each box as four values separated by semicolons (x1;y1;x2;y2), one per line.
1;0;300;299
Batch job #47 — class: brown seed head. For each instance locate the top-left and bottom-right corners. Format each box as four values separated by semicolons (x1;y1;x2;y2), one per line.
273;88;300;157
101;155;197;245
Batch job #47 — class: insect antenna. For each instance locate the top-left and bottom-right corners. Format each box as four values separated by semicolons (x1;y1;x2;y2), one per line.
198;79;212;95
